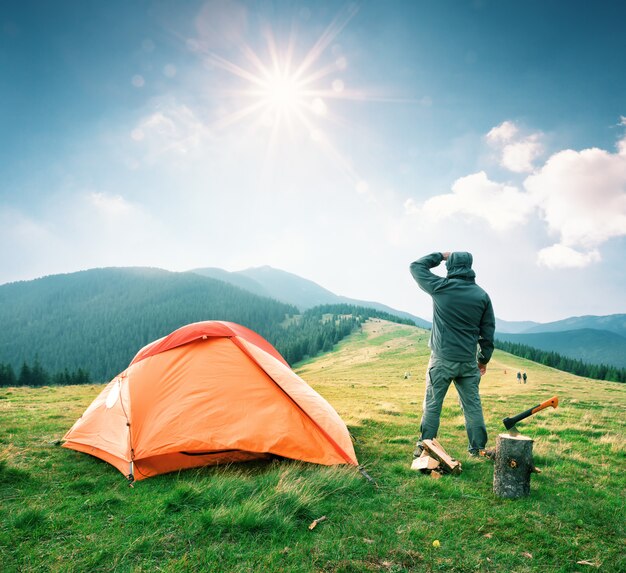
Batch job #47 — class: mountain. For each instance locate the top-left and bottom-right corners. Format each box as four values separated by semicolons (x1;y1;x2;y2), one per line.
497;315;626;336
523;314;626;338
192;266;334;307
496;314;626;368
496;318;541;333
0;268;297;381
0;267;420;383
495;328;626;369
191;265;432;328
190;267;271;298
5;264;622;378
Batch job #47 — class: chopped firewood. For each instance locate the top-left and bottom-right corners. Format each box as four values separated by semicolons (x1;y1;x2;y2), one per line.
422;439;462;475
576;560;600;567
430;470;443;479
308;516;327;530
410;452;440;472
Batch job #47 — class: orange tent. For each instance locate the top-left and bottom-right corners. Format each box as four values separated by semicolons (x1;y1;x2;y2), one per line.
63;321;358;481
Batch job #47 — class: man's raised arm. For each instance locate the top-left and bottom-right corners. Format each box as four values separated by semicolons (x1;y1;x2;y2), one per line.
409;252;449;295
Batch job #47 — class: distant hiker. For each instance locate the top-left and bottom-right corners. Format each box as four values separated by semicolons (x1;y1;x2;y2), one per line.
523;372;527;384
410;252;496;458
517;371;522;384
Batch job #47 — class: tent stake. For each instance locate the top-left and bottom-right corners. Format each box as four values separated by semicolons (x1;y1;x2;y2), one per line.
358;465;377;486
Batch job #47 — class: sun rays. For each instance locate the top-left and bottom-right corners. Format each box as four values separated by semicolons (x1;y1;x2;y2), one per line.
195;4;373;184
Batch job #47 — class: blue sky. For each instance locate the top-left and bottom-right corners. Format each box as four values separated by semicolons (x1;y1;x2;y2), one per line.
1;0;625;322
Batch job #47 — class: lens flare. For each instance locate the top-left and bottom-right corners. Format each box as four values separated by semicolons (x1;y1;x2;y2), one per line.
195;5;412;185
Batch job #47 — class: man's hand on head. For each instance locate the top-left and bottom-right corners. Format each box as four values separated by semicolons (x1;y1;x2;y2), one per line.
441;252;450;260
478;363;487;376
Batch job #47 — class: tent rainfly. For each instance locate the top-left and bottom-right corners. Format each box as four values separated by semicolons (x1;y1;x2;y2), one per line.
63;321;358;481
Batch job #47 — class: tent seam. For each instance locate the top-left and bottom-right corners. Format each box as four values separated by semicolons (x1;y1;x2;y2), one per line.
229;337;356;466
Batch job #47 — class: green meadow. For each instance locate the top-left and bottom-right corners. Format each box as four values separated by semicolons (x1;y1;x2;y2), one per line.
1;320;624;572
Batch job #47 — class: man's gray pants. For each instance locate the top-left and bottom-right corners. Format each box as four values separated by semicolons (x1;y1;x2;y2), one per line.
419;355;488;453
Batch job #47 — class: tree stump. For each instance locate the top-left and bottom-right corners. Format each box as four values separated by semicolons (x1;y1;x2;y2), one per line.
493;433;537;499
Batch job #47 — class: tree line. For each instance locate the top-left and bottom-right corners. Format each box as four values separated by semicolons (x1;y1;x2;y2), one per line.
0;361;92;387
495;339;626;383
272;304;415;365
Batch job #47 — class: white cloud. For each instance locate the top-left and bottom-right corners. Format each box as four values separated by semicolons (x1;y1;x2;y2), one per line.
500;134;543;173
486;120;518;144
407;171;535;231
486;120;543;173
89;192;134;217
537;244;601;269
132;101;212;159
405;124;626;269
525;146;626;260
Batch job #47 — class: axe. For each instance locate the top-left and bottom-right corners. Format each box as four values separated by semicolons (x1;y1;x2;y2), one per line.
503;396;558;431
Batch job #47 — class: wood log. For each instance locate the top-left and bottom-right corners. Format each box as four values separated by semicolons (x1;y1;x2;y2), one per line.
422;439;462;475
493;433;536;499
410;451;440;472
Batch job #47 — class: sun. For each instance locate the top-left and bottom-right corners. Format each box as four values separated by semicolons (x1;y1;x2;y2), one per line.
202;6;360;134
196;4;392;187
206;41;336;137
262;73;304;111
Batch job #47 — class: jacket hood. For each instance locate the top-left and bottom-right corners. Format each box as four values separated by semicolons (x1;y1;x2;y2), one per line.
446;252;476;280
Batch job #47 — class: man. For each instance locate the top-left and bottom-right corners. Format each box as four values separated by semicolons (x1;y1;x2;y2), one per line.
410;251;495;458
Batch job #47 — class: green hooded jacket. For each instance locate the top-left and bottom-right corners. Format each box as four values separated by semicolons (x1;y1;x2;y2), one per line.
410;252;495;364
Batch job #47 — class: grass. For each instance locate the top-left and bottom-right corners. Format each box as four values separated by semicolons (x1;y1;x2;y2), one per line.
1;319;624;572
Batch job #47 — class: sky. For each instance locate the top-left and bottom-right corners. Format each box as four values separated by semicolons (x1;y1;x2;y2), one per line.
1;0;625;323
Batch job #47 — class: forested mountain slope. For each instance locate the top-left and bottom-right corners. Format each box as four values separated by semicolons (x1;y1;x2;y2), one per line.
192;265;431;328
0;268;297;381
0;268;415;383
496;328;626;369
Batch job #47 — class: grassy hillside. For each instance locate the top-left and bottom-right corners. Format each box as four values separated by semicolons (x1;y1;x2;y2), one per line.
1;321;624;572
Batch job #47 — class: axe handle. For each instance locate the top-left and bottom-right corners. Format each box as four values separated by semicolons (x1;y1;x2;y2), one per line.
531;396;559;414
504;396;558;429
504;407;535;429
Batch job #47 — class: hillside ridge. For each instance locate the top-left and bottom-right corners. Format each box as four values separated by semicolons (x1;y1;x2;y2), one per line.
191;265;431;328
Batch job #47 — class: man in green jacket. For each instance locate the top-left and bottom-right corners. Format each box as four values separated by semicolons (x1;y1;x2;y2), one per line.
410;251;496;458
